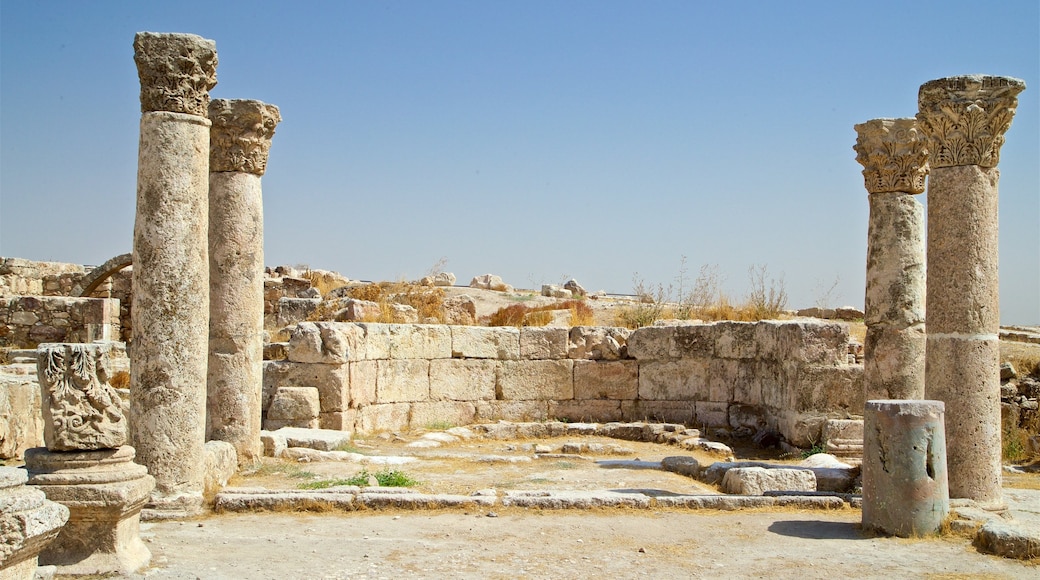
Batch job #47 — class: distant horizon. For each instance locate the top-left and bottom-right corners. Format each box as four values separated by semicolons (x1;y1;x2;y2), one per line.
2;1;1037;323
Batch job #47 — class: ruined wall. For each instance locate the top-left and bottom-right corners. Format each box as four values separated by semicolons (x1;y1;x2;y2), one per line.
263;320;863;447
0;296;121;348
0;257;85;296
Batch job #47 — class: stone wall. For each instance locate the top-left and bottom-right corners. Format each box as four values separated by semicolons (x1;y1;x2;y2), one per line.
263;320;863;447
0;296;121;348
0;257;85;296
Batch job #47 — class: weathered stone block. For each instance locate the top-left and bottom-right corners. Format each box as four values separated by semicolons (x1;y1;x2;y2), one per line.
430;359;497;401
550;399;623;423
376;359;430;403
37;343;127;451
262;361;349;413
349;360;378;407
673;324;715;358
474;400;549;422
573;360;638;400
355;403;411;433
721;467;816;495
626;326;676;360
450;326;519;359
0;370;44;459
621;400;694;425
714;321;758;359
409;401;477;430
389;324;451;359
694;401;729;427
264;387;320;430
775;321;849;365
638;359;708;401
319;410;356;432
568;327;629;360
354;323;391;360
287;322;353;364
520;327;569;359
203;440;237;495
729;404;768;431
498;360;573;400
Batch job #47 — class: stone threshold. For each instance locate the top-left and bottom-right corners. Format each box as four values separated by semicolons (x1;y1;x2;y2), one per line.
214;486;850;513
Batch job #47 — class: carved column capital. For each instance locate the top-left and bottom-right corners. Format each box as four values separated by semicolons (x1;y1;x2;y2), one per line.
209;99;282;175
854;118;929;194
134;32;218;117
916;75;1025;169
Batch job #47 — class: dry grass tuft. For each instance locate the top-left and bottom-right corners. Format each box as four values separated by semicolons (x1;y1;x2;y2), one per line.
487;300;594;327
109;370;130;390
308;281;447;324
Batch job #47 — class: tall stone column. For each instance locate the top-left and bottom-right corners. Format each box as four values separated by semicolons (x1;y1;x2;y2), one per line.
917;75;1026;507
131;32;217;517
853;118;928;400
207;99;281;467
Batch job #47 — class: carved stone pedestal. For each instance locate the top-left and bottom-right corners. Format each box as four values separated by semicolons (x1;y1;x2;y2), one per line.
24;446;155;577
0;467;68;580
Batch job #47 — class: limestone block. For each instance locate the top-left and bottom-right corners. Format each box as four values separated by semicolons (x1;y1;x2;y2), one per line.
429;359;497;401
376;360;430;403
408;401;477;430
276;297;320;327
661;456;701;478
621;400;694;425
286;321;353;364
319;410;356;432
273;427;354;451
260;430;287;457
568;327;629;360
469;274;511;292
442;295;477;325
348;360;378;408
520;327;569;359
331;298;380;322
550;399;623;423
573;360;638;400
673;324;716;358
388;324;451;359
37;343;127;451
638;359;708;401
0;372;43;459
0;467;69;578
823;419;864;457
729;404;767;431
203;440;237;495
264;387;320;430
498;360;573;400
450;326;519;359
776;413;827;448
706;358;746;403
626;326;677;360
864;325;926;400
729;360;763;405
973;520;1040;560
474;400;550;423
775;321;849;365
694;401;728;428
355;403;411;434
354;323;391;360
541;284;571;298
262;361;349;413
721;467;816;496
713;321;758;359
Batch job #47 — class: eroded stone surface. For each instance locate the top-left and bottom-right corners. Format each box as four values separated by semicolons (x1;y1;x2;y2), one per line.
133;32;217;117
37;343;127;451
209;99;281;174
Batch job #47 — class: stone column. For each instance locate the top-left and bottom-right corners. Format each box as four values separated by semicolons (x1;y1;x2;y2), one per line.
853;118;928;400
207;98;281;467
131;32;217;517
917;75;1026;508
862;400;949;537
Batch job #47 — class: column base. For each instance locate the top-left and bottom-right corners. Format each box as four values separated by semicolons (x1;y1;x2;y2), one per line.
0;467;69;580
24;446;155;577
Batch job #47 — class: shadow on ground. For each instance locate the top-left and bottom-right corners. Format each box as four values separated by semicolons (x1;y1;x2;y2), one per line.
767;520;864;540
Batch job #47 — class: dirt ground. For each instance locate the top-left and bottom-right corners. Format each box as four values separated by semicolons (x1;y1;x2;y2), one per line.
123;432;1040;580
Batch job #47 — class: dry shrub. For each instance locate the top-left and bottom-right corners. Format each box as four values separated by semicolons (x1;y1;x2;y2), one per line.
307;281;446;323
109;370;130;390
487;299;593;328
301;269;349;296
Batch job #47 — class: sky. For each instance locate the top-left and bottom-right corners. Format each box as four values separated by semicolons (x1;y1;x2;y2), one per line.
1;1;1037;323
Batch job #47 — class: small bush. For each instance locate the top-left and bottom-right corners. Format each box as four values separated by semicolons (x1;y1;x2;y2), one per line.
109;370;130;390
487;300;593;327
341;468;420;488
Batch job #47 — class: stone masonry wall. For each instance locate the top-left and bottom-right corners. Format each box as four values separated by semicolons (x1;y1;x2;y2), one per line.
0;296;121;348
264;320;863;447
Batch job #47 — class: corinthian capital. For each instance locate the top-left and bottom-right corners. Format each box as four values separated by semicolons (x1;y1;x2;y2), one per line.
854;118;929;194
134;32;218;117
209;99;282;175
916;75;1025;168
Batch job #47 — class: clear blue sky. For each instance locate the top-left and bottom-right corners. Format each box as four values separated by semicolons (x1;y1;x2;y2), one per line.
2;1;1037;323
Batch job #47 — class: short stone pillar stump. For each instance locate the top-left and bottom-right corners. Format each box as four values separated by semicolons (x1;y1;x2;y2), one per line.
862;400;949;537
24;446;154;576
0;467;69;580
